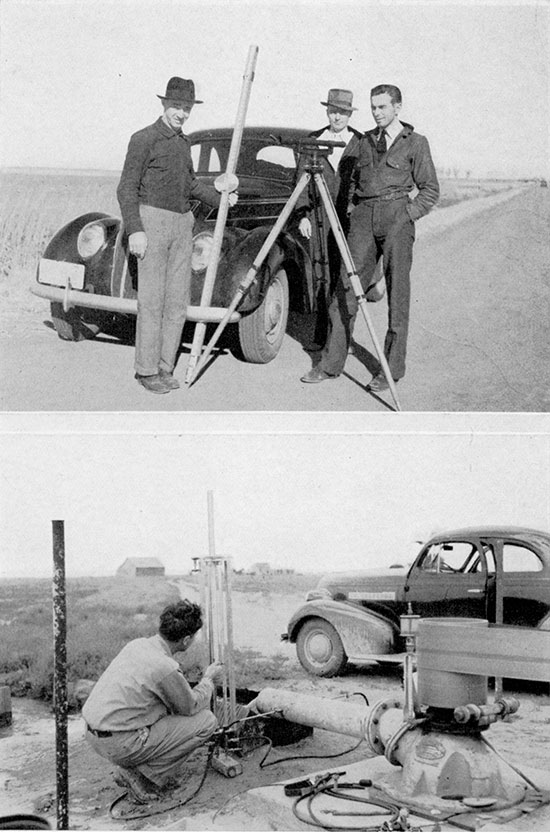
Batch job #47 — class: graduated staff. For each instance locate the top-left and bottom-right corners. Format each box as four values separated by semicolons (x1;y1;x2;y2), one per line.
301;84;439;392
117;77;237;395
82;600;223;803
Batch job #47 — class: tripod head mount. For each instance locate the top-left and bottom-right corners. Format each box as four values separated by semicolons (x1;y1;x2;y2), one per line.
297;137;346;170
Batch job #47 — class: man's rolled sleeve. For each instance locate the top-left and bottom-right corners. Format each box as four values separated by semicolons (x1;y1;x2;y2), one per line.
407;136;439;221
117;133;150;235
158;669;214;716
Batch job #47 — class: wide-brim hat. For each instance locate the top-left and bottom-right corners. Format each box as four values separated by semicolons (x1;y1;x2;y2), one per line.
157;77;203;104
321;88;356;112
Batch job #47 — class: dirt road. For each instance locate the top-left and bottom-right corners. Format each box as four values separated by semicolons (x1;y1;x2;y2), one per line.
1;186;548;412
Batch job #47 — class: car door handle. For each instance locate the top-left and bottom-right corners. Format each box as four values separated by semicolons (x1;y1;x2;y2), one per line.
467;589;484;594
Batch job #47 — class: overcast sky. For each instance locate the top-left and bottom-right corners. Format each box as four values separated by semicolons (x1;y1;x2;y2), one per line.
1;0;548;177
0;424;548;578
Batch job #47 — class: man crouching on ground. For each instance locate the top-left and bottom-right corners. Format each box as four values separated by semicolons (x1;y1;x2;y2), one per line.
82;599;223;803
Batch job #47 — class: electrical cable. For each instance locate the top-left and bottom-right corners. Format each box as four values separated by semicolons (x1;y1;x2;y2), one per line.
290;781;401;831
479;734;544;793
109;742;215;821
259;736;365;768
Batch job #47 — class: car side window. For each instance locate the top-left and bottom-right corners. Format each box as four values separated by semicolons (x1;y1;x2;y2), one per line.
254;146;296;179
502;543;543;572
418;542;483;574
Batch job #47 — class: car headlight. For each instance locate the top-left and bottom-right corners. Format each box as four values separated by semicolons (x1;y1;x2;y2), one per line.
77;223;107;259
192;231;214;272
305;588;333;602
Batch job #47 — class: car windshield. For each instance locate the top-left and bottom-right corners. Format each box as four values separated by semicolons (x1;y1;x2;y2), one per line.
191;139;297;182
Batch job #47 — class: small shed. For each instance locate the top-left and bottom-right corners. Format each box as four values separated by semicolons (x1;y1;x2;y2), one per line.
116;557;165;578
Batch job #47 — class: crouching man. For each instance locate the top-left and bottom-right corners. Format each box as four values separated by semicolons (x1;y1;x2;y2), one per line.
82;600;223;803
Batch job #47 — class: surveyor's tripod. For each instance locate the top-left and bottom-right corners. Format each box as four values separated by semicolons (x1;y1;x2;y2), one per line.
187;139;401;411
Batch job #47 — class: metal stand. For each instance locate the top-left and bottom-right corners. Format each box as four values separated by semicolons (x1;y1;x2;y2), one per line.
187;140;401;411
199;492;237;726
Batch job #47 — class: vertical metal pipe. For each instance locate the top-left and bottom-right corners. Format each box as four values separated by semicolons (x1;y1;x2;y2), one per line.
52;520;69;830
207;491;216;558
224;558;237;721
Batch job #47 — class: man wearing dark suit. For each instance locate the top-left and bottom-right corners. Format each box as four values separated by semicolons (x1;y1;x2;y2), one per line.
295;89;369;352
301;84;439;391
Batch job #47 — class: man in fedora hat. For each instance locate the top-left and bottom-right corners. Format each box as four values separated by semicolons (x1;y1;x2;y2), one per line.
301;84;439;391
117;77;238;394
295;89;370;358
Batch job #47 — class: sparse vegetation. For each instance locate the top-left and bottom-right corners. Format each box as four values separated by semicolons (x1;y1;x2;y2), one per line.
0;576;179;700
0;170;518;283
0;573;316;703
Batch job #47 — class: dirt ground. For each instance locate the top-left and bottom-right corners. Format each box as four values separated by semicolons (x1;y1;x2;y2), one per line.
1;581;549;831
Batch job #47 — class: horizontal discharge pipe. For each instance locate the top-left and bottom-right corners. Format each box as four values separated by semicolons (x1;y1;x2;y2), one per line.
254;688;402;747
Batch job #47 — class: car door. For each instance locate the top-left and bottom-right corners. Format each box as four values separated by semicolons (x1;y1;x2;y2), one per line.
498;539;548;627
404;539;489;619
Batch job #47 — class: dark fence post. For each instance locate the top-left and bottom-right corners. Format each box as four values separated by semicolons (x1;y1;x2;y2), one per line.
52;520;69;830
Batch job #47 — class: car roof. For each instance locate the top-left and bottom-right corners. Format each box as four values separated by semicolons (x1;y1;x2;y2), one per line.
425;526;550;544
188;126;312;144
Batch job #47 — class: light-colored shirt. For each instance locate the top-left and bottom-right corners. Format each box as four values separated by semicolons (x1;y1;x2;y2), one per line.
318;126;355;170
82;634;214;732
381;119;403;150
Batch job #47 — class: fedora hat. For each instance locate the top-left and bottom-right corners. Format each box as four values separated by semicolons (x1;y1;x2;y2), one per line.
157;77;203;104
320;88;356;112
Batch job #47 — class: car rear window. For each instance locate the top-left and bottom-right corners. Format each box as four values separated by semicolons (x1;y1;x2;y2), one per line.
502;543;543;572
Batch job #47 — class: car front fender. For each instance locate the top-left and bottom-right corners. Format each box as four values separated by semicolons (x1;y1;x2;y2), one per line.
285;599;398;660
216;226;290;313
41;212;120;298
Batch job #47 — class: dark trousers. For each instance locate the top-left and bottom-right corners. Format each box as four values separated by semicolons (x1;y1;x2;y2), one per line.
319;197;415;380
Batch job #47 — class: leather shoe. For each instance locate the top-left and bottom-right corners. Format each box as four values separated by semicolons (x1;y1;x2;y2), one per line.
114;767;160;803
366;280;386;302
367;372;397;393
135;373;171;394
158;369;180;389
300;367;338;383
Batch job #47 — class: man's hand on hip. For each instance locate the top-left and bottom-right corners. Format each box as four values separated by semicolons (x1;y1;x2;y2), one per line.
128;231;148;259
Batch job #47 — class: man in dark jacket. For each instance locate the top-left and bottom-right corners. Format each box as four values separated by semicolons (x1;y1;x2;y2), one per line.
295;89;365;349
301;84;439;391
117;77;237;394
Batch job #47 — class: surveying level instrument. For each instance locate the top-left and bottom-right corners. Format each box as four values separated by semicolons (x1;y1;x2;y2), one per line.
187;137;401;411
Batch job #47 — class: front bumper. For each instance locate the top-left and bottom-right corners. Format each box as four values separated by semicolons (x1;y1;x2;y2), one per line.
31;283;242;324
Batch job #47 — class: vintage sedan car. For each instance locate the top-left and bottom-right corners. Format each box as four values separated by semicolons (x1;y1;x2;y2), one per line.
32;127;327;363
283;526;550;676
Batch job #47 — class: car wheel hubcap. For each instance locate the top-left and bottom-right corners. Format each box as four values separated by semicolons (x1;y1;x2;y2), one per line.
263;277;285;344
306;631;333;664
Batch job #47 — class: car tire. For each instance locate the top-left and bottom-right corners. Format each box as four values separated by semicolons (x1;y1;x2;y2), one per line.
50;302;107;342
296;618;348;677
237;268;289;363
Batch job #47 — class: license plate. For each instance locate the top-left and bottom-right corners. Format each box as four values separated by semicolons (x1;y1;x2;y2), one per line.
38;258;85;290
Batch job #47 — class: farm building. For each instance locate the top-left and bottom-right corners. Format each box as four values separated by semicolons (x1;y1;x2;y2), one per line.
116;557;165;578
247;562;295;575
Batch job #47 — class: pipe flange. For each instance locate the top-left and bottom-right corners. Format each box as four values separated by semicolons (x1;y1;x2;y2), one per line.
365;697;403;756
